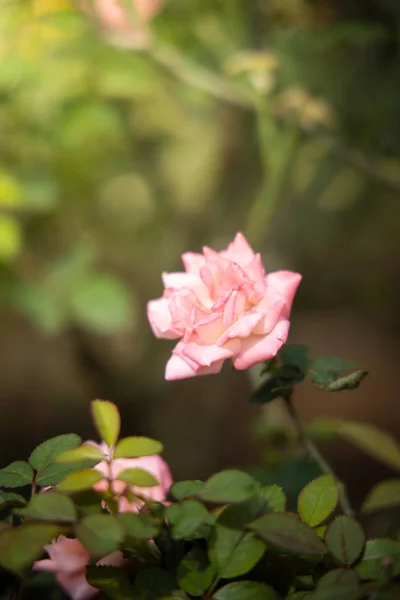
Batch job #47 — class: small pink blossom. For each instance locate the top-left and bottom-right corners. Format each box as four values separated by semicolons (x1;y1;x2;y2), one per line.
83;0;165;31
90;442;173;512
33;536;124;600
147;233;301;380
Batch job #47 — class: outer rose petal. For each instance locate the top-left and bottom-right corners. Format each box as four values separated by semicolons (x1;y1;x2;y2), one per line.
44;537;90;572
233;319;290;370
265;271;302;318
147;298;180;339
217;312;263;346
97;551;125;567
181;252;206;274
56;571;98;600
221;232;255;267
165;354;225;380
182;341;235;367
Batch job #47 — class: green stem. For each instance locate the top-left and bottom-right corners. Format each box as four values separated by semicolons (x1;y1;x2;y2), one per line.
246;111;299;245
282;393;354;519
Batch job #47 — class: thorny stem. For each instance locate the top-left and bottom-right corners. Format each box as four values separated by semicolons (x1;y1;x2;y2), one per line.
282;392;355;519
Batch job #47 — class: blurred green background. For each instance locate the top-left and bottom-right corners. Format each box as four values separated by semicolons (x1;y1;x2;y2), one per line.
1;0;400;507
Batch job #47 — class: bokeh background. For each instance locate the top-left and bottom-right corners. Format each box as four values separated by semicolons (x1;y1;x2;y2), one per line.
1;0;400;509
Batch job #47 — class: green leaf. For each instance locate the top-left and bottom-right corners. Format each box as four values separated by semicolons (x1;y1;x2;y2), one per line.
260;484;286;512
58;469;105;494
117;468;159;487
166;500;214;540
0;523;62;576
91;399;121;448
325;420;400;472
298;475;338;527
177;547;215;596
309;357;366;392
0;492;26;510
356;539;400;582
86;565;133;600
310;568;361;600
29;434;81;471
114;437;163;459
280;344;310;370
118;512;160;540
15;491;76;523
250;366;305;404
325;516;365;566
198;470;259;504
55;443;105;464
0;461;34;488
209;498;268;578
321;371;368;392
132;567;178;600
249;512;327;556
76;514;125;557
36;460;100;487
361;479;400;513
171;480;203;500
213;581;279;600
69;273;133;333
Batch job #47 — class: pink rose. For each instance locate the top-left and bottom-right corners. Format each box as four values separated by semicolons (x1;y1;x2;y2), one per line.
34;536;124;600
83;0;165;32
147;233;301;380
91;443;173;513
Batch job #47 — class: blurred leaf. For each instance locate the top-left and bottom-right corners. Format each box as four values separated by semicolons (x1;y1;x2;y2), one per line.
310;568;361;600
29;433;81;471
0;523;62;576
36;460;99;487
298;475;338;527
325;516;365;566
260;484;286;512
309;357;359;389
58;469;105;494
55;443;104;464
198;470;259;504
118;512;160;540
249;513;327;555
171;480;203;500
0;492;26;510
322;420;400;472
177;547;215;597
114;437;163;459
91;399;121;448
0;217;22;261
362;538;400;561
166;500;213;540
250;365;305;404
132;567;178;599
0;461;34;488
117;468;159;487
86;565;134;600
280;344;310;370
213;581;279;600
76;514;125;557
361;479;400;513
15;491;76;523
69;273;134;334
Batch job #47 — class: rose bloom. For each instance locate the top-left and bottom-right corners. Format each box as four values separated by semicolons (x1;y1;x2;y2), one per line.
147;233;301;380
82;0;165;30
91;443;173;512
34;536;124;600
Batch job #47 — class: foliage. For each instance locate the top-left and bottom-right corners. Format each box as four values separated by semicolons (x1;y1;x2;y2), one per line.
0;357;399;600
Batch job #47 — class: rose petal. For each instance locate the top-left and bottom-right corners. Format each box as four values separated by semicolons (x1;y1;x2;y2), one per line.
233;319;290;370
265;271;302;317
56;570;98;600
217;311;263;346
182;342;235;367
182;252;205;274
147;298;180;340
221;232;255;267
